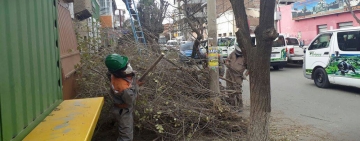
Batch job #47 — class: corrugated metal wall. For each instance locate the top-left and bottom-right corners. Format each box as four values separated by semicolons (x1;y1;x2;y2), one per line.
58;0;80;99
0;0;62;140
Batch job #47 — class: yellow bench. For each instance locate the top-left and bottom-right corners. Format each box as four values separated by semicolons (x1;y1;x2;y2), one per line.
23;97;104;141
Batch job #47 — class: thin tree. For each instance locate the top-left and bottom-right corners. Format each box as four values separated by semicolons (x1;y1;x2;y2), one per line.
122;0;169;44
344;0;360;24
172;0;207;58
229;0;278;140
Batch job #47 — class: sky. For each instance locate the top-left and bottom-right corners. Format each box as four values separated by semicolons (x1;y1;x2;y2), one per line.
114;0;175;24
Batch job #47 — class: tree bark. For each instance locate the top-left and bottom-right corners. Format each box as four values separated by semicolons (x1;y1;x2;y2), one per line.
229;0;277;140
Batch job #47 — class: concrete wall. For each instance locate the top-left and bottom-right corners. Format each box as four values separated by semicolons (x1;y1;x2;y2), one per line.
278;5;360;45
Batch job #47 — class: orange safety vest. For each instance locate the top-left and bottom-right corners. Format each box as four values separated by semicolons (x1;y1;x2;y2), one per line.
110;75;135;108
111;75;132;93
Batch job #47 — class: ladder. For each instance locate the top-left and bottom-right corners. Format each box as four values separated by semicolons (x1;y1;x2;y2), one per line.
124;0;147;48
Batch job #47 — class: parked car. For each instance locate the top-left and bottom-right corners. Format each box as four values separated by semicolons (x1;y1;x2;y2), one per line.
158;36;168;51
180;41;187;45
166;40;180;50
228;34;287;70
217;37;234;58
285;37;304;64
227;39;236;57
178;41;206;62
303;27;360;88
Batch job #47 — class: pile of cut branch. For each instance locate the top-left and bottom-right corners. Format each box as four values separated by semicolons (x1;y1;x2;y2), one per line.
76;34;247;140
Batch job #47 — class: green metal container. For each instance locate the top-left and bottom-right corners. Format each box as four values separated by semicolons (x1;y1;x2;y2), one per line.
0;0;62;140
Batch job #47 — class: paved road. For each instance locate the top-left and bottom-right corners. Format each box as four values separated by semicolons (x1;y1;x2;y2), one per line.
240;64;360;141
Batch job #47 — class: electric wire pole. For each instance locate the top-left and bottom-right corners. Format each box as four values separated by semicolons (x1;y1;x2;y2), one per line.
207;0;220;93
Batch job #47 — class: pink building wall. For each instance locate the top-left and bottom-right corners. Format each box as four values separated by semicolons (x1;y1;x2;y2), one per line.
278;5;360;45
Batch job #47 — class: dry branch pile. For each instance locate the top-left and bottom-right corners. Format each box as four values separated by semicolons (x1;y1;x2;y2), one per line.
76;34;247;140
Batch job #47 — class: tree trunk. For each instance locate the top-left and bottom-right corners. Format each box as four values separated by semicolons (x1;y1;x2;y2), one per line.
229;0;277;140
247;38;273;141
248;0;278;140
191;36;202;58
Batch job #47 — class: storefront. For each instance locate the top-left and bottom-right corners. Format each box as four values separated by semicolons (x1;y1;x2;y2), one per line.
278;0;360;45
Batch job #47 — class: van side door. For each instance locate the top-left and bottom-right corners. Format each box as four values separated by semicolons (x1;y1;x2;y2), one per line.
329;31;360;87
305;33;333;82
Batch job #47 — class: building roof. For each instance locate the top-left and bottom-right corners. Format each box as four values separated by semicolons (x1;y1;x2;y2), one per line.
322;27;360;33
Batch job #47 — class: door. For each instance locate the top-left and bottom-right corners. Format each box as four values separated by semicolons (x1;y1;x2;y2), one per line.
305;33;332;80
330;31;360;88
286;37;304;58
271;35;287;62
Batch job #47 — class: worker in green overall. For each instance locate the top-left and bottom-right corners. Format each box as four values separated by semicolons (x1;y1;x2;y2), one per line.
105;53;144;141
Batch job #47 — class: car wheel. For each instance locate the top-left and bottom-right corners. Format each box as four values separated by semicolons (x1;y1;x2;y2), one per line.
273;66;280;70
313;68;330;88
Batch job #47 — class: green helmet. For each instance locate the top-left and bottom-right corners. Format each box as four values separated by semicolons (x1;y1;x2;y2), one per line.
105;54;128;72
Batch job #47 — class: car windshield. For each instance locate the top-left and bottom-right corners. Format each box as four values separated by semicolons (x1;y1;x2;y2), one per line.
286;38;299;45
229;38;235;46
217;38;233;46
272;36;285;47
180;42;194;51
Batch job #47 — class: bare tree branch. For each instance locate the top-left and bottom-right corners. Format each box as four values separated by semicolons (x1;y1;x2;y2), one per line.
345;0;360;24
229;0;251;68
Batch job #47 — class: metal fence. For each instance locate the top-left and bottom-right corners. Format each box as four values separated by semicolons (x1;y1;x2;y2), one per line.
0;0;62;140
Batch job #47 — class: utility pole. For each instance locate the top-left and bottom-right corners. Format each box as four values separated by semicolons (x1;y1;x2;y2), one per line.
207;0;220;93
274;0;281;32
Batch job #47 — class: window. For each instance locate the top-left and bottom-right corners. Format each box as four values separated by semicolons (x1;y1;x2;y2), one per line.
285;38;299;45
217;38;232;46
218;34;222;37
308;33;332;50
229;38;235;46
338;22;353;29
229;32;233;36
272;36;285;47
317;25;327;34
223;33;227;37
337;31;360;51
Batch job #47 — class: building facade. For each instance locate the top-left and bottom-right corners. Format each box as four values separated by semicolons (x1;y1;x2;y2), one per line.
172;0;262;40
278;0;360;45
172;0;207;41
99;0;117;28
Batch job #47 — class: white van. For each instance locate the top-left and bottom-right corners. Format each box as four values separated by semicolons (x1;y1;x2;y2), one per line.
303;27;360;88
217;37;234;58
228;34;288;70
